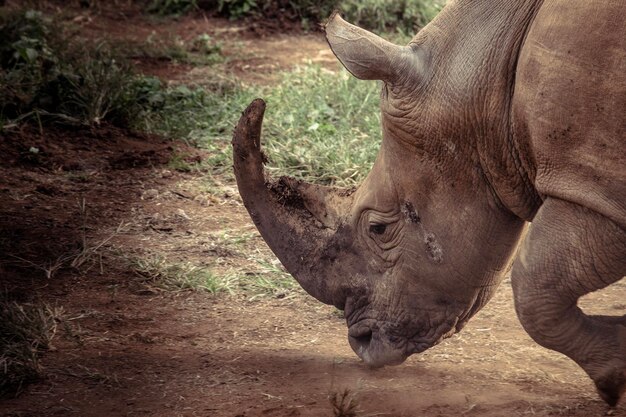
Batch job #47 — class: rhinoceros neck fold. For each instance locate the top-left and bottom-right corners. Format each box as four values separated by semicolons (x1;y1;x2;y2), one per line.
414;0;545;221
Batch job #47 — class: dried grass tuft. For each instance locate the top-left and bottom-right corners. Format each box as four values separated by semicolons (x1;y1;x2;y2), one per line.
0;300;62;397
330;388;359;417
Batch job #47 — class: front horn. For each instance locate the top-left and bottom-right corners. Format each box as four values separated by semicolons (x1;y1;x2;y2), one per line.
232;99;354;306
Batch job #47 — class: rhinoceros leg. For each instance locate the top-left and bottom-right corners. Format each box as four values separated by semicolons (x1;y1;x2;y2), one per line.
511;198;626;406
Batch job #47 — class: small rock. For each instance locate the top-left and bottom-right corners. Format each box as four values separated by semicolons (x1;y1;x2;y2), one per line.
146;213;161;223
142;189;159;200
176;208;191;220
161;170;173;179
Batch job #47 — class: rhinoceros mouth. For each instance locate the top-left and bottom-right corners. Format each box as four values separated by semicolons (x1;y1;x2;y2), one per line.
347;320;410;367
347;314;461;367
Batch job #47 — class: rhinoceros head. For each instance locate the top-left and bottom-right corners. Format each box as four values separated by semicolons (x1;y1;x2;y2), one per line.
233;13;527;367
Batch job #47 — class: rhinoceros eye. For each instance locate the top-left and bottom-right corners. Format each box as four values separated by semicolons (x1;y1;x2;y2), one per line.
369;223;387;235
360;211;402;263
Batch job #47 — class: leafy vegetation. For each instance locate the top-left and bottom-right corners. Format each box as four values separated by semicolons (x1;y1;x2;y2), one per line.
147;0;444;33
186;0;444;34
0;9;225;129
147;0;198;17
261;67;380;185
0;10;140;127
216;0;258;19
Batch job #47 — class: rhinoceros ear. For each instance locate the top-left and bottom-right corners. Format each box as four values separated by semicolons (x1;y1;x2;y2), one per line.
324;12;418;85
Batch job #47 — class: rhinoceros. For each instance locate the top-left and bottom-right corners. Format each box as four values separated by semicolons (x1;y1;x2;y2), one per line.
232;0;626;405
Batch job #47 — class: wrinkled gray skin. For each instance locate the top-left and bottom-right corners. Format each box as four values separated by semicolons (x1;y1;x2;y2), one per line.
232;0;626;406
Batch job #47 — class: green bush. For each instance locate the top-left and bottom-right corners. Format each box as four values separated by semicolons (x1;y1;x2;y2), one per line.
0;10;63;124
217;0;258;19
44;44;140;126
147;0;198;16
340;0;444;34
0;8;230;130
0;10;142;127
197;0;444;33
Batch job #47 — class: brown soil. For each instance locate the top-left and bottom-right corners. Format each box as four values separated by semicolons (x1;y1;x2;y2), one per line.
1;6;625;417
75;5;338;86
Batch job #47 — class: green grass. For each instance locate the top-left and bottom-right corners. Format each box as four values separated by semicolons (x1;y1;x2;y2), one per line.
242;260;297;298
137;66;381;186
0;300;61;397
127;253;298;297
130;75;248;145
167;152;197;172
129;255;235;293
124;229;297;297
261;66;380;185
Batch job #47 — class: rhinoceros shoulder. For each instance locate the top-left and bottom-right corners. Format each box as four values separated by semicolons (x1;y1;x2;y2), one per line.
513;0;626;227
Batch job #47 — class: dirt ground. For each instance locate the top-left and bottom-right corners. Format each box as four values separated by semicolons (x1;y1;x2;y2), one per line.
1;6;625;417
